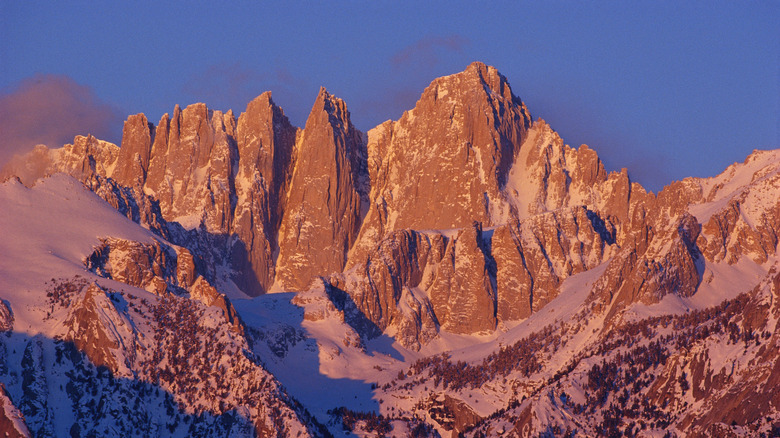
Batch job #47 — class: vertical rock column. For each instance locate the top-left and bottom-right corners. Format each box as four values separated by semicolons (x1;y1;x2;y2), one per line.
231;92;297;294
274;88;366;291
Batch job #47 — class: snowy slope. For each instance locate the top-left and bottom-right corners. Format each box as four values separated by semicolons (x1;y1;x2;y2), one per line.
0;175;325;437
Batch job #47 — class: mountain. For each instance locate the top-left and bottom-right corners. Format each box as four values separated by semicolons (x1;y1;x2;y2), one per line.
1;62;779;437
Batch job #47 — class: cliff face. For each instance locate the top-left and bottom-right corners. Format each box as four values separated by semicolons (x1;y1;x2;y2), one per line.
347;62;532;267
274;88;366;291
232;92;298;295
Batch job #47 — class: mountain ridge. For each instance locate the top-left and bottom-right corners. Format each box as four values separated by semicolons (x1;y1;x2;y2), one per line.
1;62;779;437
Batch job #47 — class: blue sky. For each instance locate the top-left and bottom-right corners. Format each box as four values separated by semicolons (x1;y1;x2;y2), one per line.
1;1;777;192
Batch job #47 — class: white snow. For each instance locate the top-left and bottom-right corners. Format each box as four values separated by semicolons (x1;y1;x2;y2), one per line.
0;174;159;337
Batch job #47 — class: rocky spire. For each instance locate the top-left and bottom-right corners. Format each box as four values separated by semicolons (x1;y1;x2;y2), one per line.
231;92;297;294
114;113;153;187
274;88;366;291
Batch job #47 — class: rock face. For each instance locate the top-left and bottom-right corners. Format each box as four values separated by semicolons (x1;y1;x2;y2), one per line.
429;222;497;334
592;213;702;321
336;229;445;349
62;282;128;372
0;301;12;332
114;113;153;188
0;383;30;438
493;206;617;321
348;62;532;267
690;150;780;265
140;103;238;232
275;88;366;291
337;206;618;349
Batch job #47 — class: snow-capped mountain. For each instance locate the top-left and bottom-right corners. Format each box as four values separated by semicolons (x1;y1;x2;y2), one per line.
1;62;778;437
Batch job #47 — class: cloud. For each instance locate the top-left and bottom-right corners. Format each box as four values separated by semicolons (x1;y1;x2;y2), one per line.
391;35;469;69
0;75;123;167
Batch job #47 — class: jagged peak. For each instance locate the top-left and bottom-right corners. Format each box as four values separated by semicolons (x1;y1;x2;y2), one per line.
316;87;348;115
245;90;275;109
123;112;149;125
240;91;292;127
156;112;170;125
182;101;209;117
422;61;518;104
305;86;352;132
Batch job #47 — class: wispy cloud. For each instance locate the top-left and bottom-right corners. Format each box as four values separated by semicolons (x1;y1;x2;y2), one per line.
391;35;469;69
0;75;123;166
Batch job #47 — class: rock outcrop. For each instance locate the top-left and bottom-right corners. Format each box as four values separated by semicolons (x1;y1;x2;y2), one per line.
85;238;180;295
62;282;131;372
84;237;244;332
0;301;12;332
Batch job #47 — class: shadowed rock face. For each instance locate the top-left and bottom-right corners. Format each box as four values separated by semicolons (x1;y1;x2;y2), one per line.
231;92;298;294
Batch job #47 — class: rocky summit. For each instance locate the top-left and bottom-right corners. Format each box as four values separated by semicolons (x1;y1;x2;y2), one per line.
1;62;779;437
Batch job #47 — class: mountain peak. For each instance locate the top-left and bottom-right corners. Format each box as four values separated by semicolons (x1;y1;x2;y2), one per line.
423;61;517;105
242;91;278;115
306;86;351;133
